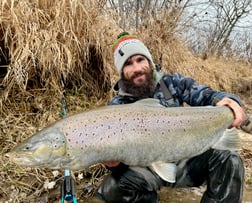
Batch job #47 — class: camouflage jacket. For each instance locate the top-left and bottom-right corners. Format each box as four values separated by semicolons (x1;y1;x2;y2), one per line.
109;71;242;107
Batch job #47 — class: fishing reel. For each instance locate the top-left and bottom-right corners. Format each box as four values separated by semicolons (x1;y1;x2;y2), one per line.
60;170;77;203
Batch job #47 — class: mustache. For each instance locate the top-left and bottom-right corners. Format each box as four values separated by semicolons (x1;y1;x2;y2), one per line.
131;70;146;80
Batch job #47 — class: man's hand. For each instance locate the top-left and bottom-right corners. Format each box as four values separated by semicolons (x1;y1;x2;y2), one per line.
216;97;246;128
103;161;120;167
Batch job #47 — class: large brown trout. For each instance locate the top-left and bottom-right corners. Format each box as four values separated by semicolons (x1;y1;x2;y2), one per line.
7;98;239;181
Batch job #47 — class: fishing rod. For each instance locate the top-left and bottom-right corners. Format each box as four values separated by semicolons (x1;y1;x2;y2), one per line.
60;95;78;203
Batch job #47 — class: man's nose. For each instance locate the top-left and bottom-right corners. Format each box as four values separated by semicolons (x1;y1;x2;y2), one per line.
132;62;141;72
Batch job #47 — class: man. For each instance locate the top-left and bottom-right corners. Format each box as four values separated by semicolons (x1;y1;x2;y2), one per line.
96;32;246;203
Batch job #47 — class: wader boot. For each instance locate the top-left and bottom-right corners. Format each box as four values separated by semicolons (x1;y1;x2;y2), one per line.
96;167;162;203
172;149;245;203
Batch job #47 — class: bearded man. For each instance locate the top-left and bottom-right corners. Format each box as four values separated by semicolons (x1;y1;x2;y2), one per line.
96;32;246;203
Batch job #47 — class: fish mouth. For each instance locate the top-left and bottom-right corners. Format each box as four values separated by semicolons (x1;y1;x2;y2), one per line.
13;156;36;166
6;152;40;166
6;150;65;169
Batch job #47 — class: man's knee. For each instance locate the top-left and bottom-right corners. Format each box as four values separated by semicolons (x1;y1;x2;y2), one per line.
96;174;128;202
209;150;244;172
96;167;162;203
229;151;244;168
202;150;244;203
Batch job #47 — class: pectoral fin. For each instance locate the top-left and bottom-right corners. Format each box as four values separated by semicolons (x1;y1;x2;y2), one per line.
150;161;177;183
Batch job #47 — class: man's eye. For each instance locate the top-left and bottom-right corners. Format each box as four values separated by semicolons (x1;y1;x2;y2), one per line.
137;57;145;62
124;61;131;66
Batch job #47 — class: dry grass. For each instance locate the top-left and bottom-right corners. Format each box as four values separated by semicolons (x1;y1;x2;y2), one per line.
0;0;252;202
0;0;120;103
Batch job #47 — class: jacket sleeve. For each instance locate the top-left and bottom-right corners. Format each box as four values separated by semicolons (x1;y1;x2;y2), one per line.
169;72;242;106
108;95;140;105
108;95;127;105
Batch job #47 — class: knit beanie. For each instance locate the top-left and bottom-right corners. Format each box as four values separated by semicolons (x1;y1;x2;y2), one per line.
112;32;154;74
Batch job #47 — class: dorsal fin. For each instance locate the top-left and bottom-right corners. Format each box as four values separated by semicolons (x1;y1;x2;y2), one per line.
135;98;165;108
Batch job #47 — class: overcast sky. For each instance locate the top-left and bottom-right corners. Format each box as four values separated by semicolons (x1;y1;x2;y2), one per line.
179;0;252;55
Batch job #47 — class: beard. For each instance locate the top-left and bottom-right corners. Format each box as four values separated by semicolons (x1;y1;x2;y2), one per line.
120;69;156;98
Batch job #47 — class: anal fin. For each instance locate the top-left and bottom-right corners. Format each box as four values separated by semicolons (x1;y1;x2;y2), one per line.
150;161;177;183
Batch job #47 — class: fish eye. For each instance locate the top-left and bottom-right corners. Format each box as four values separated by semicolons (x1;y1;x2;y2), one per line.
23;145;31;151
23;143;35;151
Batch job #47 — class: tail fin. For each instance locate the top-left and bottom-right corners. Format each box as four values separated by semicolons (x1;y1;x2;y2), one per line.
213;127;241;151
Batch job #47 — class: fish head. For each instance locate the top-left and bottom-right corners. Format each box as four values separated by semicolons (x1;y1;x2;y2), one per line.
7;127;66;169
